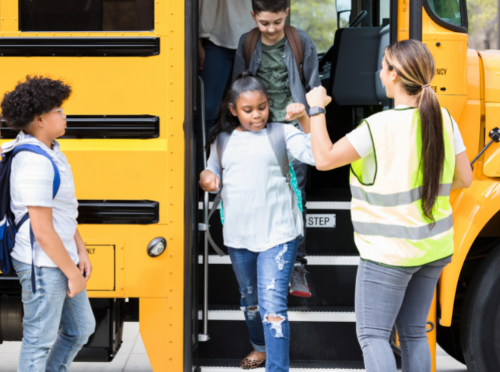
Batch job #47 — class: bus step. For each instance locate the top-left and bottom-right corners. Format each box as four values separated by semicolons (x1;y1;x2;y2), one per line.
199;262;358;307
198;255;360;265
199;359;365;371
198;306;355;322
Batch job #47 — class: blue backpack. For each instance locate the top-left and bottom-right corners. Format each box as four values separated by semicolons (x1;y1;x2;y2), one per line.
0;144;60;292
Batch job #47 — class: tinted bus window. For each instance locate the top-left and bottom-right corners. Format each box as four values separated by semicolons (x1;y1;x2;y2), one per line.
427;0;462;26
20;0;154;32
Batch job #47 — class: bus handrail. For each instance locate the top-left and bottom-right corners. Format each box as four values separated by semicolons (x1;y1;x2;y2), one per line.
198;76;210;342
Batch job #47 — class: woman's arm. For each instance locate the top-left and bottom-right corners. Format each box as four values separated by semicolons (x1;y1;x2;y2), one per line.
451;152;473;190
306;87;361;170
28;206;87;297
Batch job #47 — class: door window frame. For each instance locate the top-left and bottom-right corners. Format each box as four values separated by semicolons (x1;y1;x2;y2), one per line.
423;0;468;33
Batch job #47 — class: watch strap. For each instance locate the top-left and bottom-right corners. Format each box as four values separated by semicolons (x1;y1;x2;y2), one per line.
309;106;326;117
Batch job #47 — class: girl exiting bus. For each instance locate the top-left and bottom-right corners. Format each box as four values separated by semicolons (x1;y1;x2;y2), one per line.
199;71;315;371
306;40;472;372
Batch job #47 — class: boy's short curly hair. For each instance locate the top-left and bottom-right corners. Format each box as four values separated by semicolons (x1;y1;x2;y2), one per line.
0;76;71;130
252;0;288;14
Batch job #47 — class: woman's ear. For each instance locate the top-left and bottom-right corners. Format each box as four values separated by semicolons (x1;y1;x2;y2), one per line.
229;103;238;117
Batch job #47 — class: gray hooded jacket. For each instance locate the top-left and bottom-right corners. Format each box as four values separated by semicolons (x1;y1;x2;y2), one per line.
232;28;321;111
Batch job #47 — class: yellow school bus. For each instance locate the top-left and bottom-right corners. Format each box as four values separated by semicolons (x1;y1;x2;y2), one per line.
0;0;499;372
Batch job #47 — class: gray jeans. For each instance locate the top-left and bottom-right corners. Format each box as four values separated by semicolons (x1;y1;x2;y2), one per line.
355;256;451;372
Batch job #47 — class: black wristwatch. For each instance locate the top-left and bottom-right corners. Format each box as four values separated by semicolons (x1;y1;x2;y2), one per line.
309;106;326;117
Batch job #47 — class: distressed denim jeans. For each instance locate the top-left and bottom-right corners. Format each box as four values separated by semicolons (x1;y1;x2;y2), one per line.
12;257;96;372
355;257;451;372
228;239;298;372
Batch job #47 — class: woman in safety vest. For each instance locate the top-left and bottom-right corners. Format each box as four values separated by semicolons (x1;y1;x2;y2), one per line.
306;40;472;371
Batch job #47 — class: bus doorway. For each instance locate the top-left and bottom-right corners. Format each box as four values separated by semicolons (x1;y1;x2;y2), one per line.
195;0;397;369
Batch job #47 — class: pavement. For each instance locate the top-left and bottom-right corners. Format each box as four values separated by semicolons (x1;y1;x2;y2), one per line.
0;322;468;372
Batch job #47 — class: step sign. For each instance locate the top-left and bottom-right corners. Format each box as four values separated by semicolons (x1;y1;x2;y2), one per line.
306;214;336;228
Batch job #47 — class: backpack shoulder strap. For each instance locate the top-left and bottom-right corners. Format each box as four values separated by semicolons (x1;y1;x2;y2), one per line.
207;131;232;256
244;28;261;70
11;144;61;294
216;131;232;177
284;25;305;84
13;144;61;198
267;123;290;179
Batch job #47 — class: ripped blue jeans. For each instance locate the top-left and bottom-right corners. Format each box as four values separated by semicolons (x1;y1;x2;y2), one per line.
228;239;298;372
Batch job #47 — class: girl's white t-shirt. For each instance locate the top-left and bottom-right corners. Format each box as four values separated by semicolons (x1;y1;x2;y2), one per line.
346;105;466;158
5;135;79;267
206;125;315;252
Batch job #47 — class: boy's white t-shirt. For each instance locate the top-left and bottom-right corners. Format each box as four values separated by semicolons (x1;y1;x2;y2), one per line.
346;105;466;158
6;135;79;267
206;125;315;251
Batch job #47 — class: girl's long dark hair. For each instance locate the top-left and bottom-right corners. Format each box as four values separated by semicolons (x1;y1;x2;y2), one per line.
206;71;273;149
385;40;444;223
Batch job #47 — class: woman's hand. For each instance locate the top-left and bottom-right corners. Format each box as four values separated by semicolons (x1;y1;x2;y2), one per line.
200;170;220;192
285;103;306;121
306;86;332;109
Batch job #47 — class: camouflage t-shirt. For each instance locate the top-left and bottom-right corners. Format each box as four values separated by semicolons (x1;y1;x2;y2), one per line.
256;36;299;128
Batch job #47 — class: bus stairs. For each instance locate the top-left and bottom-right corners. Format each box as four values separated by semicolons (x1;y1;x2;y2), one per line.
197;195;376;371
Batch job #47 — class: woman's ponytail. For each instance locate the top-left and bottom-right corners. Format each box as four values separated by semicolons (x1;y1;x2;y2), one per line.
385;40;444;223
206;71;272;149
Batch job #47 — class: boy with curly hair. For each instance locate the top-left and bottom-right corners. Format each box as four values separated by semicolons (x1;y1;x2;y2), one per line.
1;76;95;372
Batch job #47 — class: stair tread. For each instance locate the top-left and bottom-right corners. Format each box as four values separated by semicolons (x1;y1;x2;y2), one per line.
199;359;364;370
208;305;354;313
198;255;360;265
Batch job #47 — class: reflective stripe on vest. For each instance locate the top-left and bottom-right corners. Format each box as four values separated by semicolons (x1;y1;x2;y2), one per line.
349;107;456;267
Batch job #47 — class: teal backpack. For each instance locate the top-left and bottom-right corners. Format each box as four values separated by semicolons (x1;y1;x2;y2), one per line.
207;123;303;256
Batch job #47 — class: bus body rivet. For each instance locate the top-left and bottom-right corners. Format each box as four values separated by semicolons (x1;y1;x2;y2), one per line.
121;267;124;270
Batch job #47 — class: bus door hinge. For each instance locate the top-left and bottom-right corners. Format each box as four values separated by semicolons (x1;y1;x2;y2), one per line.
198;223;208;231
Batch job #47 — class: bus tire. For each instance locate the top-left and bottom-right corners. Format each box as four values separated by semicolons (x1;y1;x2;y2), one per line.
460;245;500;371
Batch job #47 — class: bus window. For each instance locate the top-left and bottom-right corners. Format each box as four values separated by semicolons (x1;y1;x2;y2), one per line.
426;0;463;27
20;0;154;32
290;0;337;53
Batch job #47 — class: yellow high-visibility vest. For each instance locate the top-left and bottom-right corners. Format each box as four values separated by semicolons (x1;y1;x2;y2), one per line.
350;107;456;267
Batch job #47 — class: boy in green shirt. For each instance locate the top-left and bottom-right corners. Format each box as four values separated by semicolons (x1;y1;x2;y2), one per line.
233;0;321;297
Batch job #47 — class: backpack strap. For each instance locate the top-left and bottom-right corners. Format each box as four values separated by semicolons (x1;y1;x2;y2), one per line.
284;25;305;84
13;145;61;198
206;132;232;256
267;123;290;180
244;28;261;70
11;144;61;294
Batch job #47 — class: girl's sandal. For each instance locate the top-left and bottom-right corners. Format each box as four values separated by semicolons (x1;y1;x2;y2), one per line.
240;354;266;370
